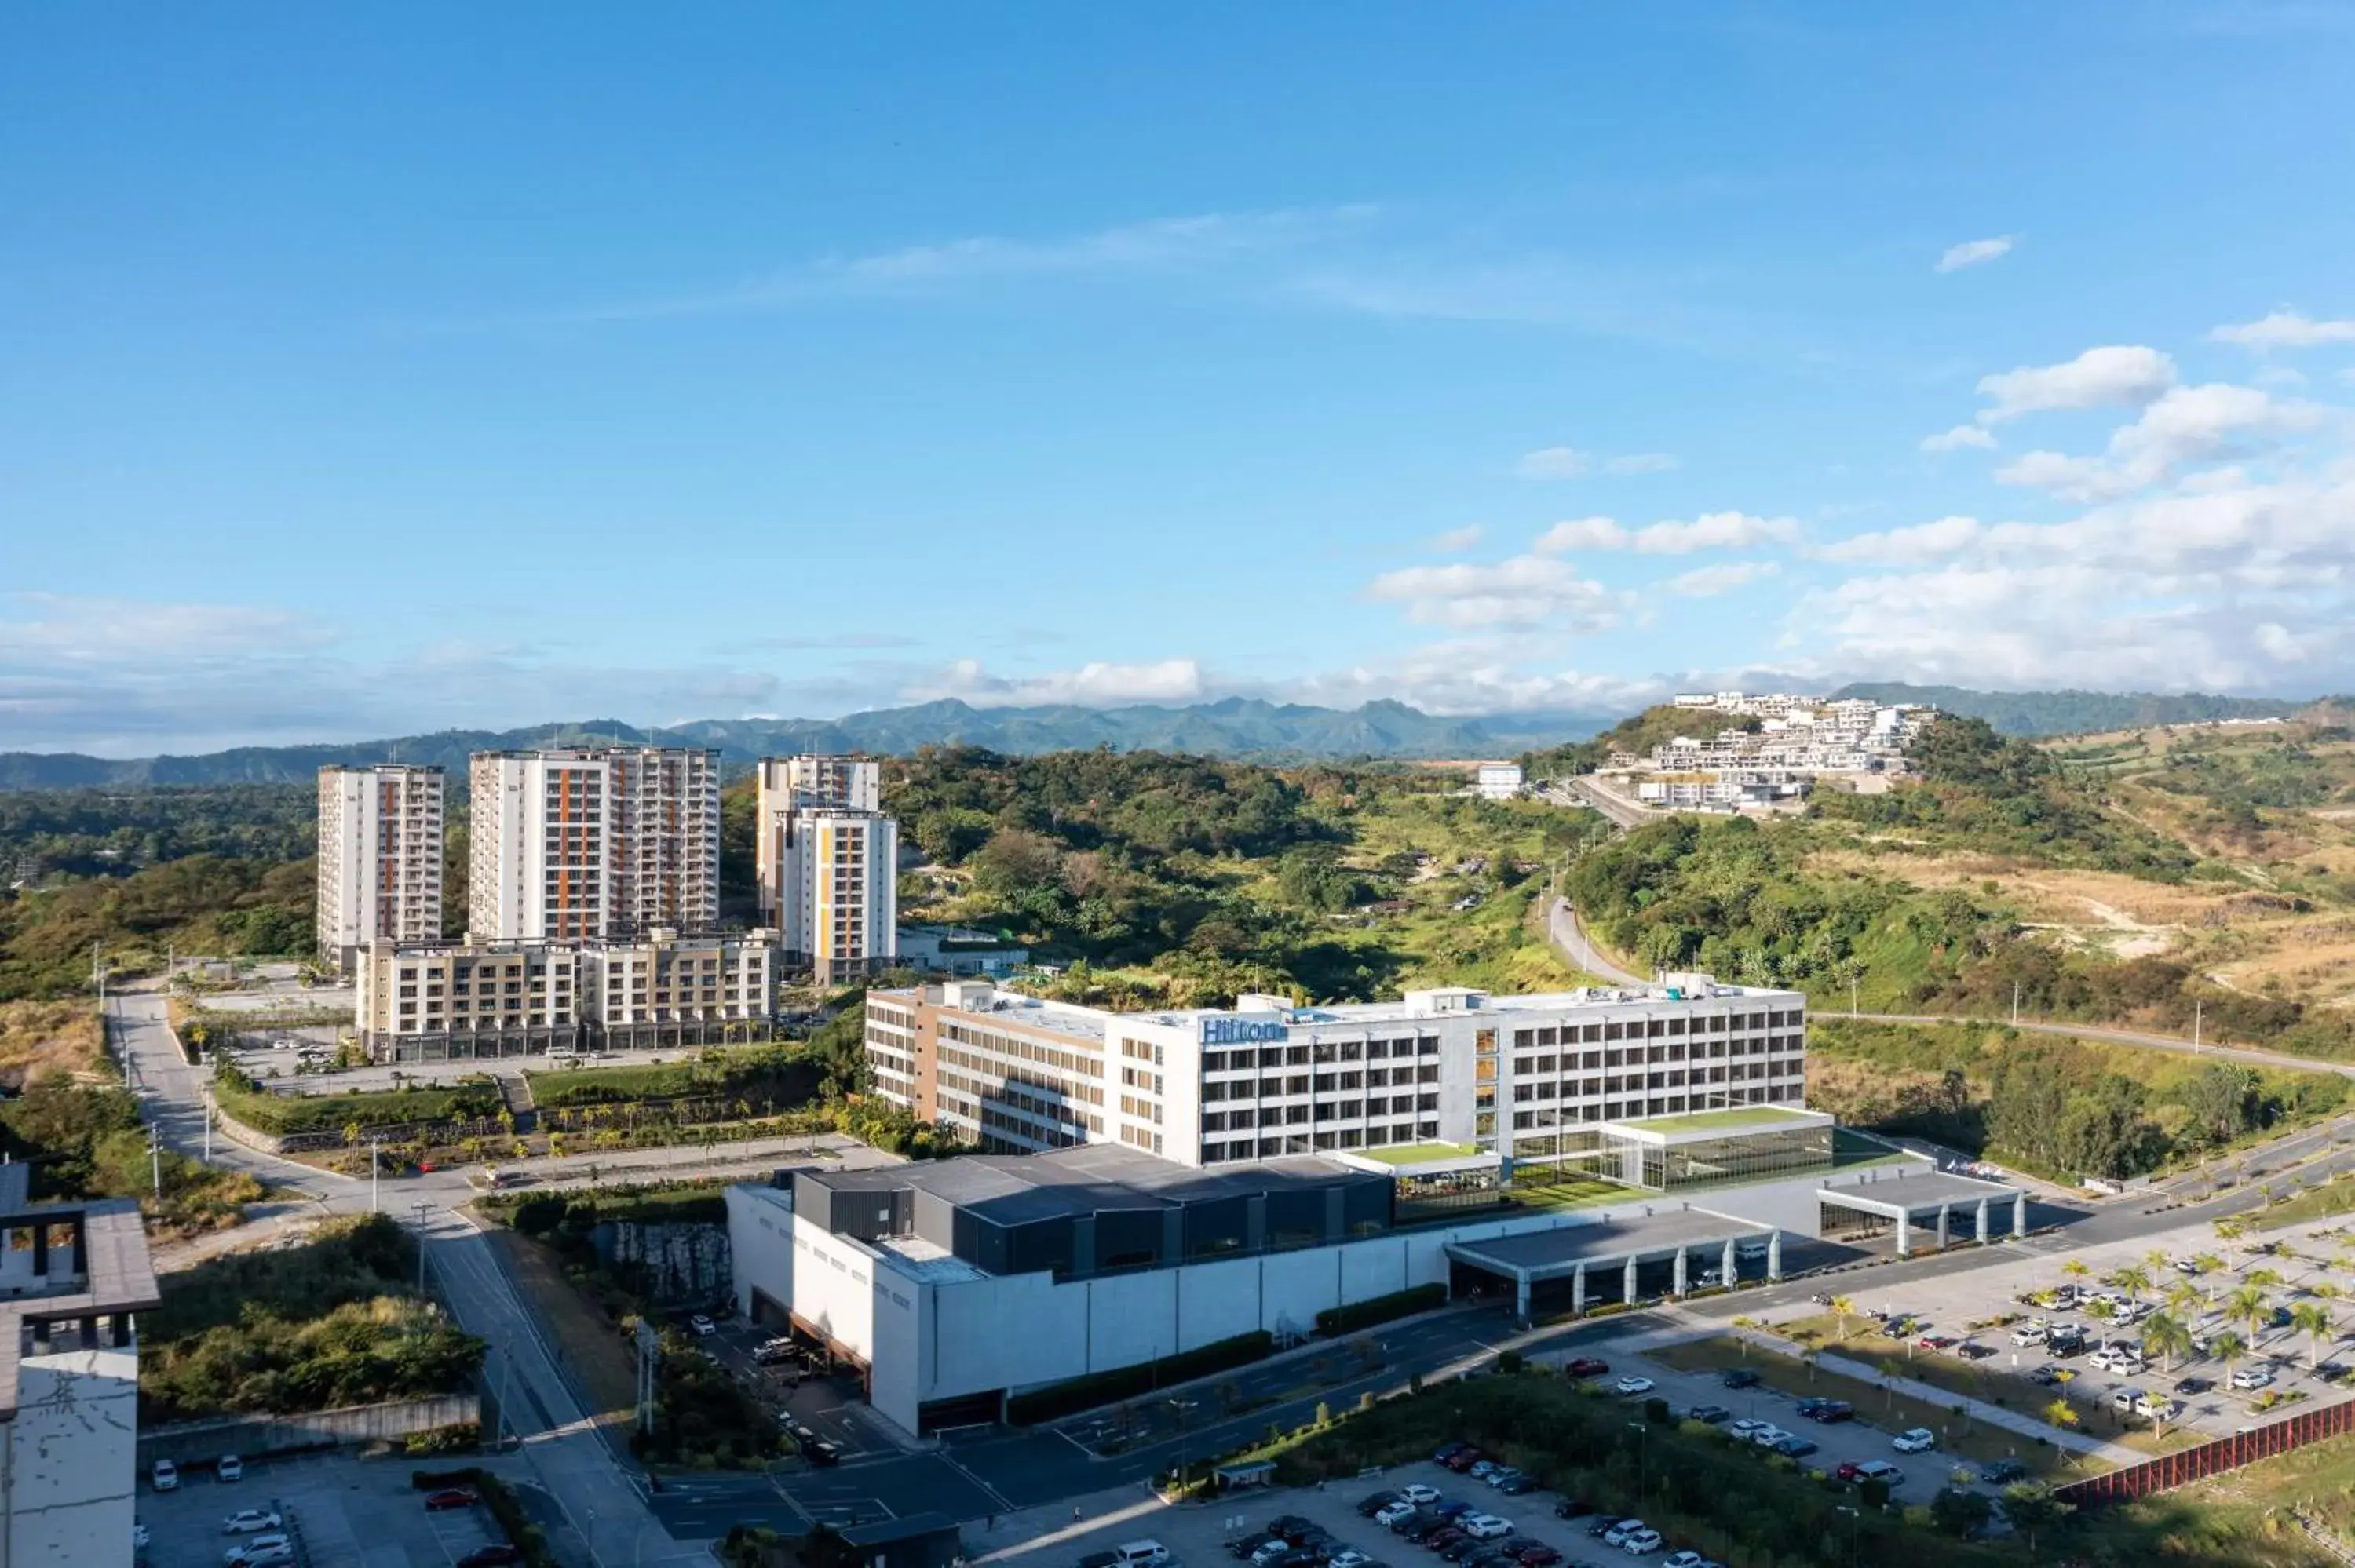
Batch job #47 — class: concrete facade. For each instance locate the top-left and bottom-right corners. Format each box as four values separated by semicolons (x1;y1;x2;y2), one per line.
315;764;444;969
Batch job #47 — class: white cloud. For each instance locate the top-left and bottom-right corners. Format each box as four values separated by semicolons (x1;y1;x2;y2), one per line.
1936;235;2017;273
2211;310;2355;350
1532;516;1630;553
1994;383;2322;501
1665;562;1780;597
1363;556;1628;630
1919;423;1999;453
1975;345;2177;424
556;206;1378;322
1272;640;1668;717
908;658;1208;708
1815;516;1984;564
1514;446;1679;479
1532;512;1798;556
1516;447;1591;479
1427;524;1485;553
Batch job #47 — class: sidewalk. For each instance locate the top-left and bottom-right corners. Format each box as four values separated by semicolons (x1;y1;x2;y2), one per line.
969;1476;1176;1564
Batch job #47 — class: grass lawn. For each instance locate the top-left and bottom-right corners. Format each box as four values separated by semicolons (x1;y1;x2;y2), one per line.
1618;1105;1824;1135
1509;1176;1630;1209
1646;1334;2096;1480
2255;1175;2355;1230
1355;1140;1481;1166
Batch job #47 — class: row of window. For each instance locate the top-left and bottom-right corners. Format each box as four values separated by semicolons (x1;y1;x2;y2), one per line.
1203;1063;1440;1100
1201;1038;1439;1072
1510;1057;1795;1099
1201;1122;1440;1162
1202;1093;1439;1131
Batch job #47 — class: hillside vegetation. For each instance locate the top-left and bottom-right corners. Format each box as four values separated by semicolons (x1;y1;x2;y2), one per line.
0;855;316;1001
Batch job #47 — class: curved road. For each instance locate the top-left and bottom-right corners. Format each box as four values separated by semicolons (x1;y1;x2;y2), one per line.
111;987;877;1567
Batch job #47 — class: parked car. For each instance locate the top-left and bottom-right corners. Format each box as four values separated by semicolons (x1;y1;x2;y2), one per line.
1552;1498;1594;1520
1331;1550;1375;1568
1438;1540;1487;1563
152;1460;178;1493
1376;1505;1418;1529
1728;1418;1770;1440
1747;1425;1791;1448
1773;1435;1819;1458
1468;1460;1501;1482
1432;1500;1475;1519
1848;1460;1906;1488
1425;1529;1467;1553
1497;1475;1539;1496
1916;1336;1957;1353
1665;1555;1711;1568
1565;1358;1611;1378
2232;1366;2275;1391
1811;1401;1855;1424
225;1544;293;1568
689;1314;717;1336
805;1440;842;1466
424;1489;480;1512
1601;1522;1647;1548
1441;1450;1485;1473
216;1455;243;1483
1360;1492;1404;1518
1685;1404;1732;1424
1982;1460;2028;1485
1513;1547;1562;1567
223;1510;283;1535
457;1551;525;1568
1613;1376;1656;1397
1892;1428;1938;1453
1462;1516;1513;1541
1720;1368;1761;1390
1394;1519;1445;1544
1434;1442;1473;1462
1957;1343;1996;1361
2010;1324;2047;1347
1586;1518;1630;1540
2174;1377;2213;1395
1402;1485;1442;1506
1619;1529;1663;1556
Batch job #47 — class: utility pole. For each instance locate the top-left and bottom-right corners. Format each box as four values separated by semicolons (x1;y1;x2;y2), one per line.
371;1136;382;1213
2195;998;2204;1054
148;1124;161;1197
2011;981;2021;1027
412;1202;433;1293
1849;973;1859;1018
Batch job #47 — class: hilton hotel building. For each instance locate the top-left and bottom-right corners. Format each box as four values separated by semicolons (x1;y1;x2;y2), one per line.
866;977;1808;1168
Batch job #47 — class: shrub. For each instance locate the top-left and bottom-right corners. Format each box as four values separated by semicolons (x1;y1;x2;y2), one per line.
1316;1283;1446;1336
1006;1332;1275;1424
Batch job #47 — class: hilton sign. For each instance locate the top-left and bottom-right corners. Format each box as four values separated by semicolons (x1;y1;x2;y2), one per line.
1199;1016;1289;1046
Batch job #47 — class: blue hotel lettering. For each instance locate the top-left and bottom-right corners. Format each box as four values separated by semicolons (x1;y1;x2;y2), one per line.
1200;1018;1288;1045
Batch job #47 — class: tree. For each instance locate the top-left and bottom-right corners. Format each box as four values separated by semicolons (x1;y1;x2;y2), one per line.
2141;1311;2193;1373
2109;1264;2153;1304
2165;1279;2202;1322
1929;1486;1994;1538
1830;1295;1859;1342
2193;1252;2228;1307
2044;1397;2079;1434
2293;1302;2335;1369
2002;1482;2075;1555
2212;1330;2248;1386
2062;1259;2092;1284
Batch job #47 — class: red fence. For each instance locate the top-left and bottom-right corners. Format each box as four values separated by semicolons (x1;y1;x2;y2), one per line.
2060;1396;2355;1508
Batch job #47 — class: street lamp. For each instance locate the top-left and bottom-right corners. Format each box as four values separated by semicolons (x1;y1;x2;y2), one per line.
1835;1504;1860;1566
1624;1420;1648;1506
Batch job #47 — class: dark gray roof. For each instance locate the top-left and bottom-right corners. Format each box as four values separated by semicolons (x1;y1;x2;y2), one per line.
802;1144;1374;1226
1817;1169;2021;1214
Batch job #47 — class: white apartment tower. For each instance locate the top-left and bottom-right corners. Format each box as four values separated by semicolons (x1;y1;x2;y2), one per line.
468;747;721;942
316;764;445;968
754;755;897;981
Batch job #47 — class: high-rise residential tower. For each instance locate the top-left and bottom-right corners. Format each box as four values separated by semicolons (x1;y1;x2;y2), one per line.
316;764;445;968
468;747;720;942
754;755;897;981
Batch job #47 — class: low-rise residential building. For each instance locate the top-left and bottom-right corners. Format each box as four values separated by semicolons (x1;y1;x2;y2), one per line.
864;976;1806;1170
0;1164;158;1568
356;928;780;1060
895;924;1030;977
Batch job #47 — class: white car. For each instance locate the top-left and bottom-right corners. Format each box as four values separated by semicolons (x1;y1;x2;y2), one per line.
1665;1555;1709;1568
1614;1375;1656;1396
217;1454;243;1482
1462;1516;1513;1540
2010;1324;2046;1346
1375;1503;1418;1527
152;1460;178;1493
1620;1529;1664;1556
1748;1424;1791;1447
226;1545;293;1568
1892;1428;1938;1453
1852;1460;1904;1488
2134;1395;2182;1421
1330;1552;1373;1568
2232;1366;2275;1390
1603;1522;1647;1548
1728;1418;1769;1439
689;1315;716;1336
222;1509;282;1534
1401;1483;1440;1505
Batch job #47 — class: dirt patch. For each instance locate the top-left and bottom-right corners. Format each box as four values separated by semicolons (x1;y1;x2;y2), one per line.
483;1226;639;1427
0;998;107;1086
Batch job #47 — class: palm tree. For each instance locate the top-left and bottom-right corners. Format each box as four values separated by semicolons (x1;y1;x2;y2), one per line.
2141;1311;2193;1373
2111;1263;2154;1304
1830;1294;1859;1342
2145;1247;2172;1278
2215;1216;2250;1245
2185;1243;2223;1309
2293;1302;2335;1369
2247;1266;2286;1293
2062;1259;2093;1285
2229;1282;2271;1342
2166;1279;2202;1322
2213;1330;2249;1386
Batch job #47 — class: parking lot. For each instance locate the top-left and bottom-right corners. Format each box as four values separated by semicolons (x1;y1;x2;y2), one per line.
1729;1209;2355;1444
1039;1456;1731;1568
137;1451;506;1568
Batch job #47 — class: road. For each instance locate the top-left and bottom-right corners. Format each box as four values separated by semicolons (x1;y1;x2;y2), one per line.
109;986;885;1566
1559;775;1651;830
1546;899;1647;985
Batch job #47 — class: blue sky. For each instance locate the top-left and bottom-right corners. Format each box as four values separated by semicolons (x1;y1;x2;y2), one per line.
5;4;2355;753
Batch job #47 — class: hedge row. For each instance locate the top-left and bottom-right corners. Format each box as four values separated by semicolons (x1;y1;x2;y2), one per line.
1006;1329;1274;1425
1315;1283;1446;1336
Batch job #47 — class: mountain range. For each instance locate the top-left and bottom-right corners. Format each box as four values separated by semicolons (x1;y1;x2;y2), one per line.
1;685;2339;790
0;698;1609;788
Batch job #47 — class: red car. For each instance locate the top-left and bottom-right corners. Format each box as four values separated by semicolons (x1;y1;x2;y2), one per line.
1440;1449;1484;1472
1565;1358;1610;1378
1833;1462;1864;1483
1426;1530;1467;1552
1515;1550;1562;1568
423;1488;480;1511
